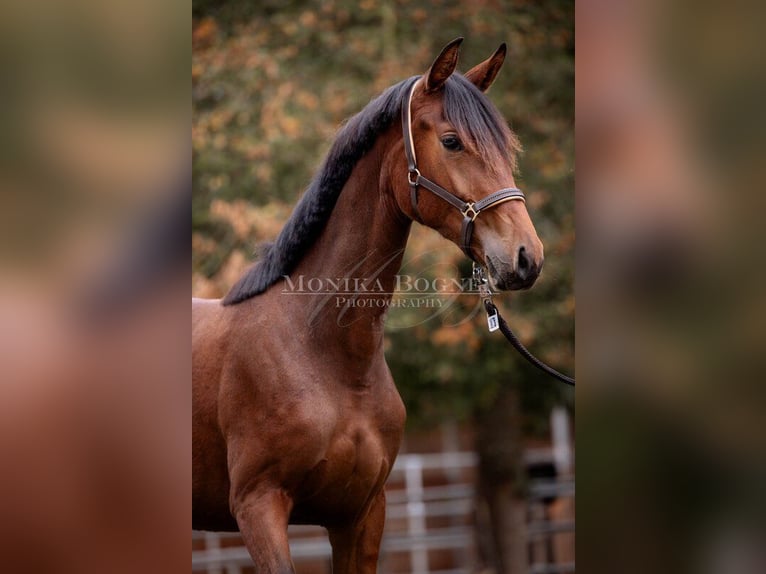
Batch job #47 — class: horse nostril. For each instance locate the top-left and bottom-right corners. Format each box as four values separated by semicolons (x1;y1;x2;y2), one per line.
517;246;529;279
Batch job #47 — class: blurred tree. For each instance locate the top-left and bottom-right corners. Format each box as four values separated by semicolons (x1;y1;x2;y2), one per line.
193;1;573;570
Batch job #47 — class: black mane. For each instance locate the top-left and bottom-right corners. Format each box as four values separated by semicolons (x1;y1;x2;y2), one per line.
222;74;518;305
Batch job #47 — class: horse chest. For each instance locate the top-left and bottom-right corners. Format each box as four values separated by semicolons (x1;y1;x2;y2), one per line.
289;382;404;525
291;423;391;526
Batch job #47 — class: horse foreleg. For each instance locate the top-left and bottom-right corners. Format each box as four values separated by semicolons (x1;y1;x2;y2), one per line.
233;489;295;574
328;490;386;574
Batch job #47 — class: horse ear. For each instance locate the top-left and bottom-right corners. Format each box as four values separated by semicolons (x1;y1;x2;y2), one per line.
425;37;463;93
465;43;507;92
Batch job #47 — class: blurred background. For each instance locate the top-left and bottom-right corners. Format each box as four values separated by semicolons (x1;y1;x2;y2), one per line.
0;0;189;573
577;0;766;573
192;1;574;573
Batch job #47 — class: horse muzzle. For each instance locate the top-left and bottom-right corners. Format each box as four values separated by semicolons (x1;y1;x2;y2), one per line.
486;247;543;291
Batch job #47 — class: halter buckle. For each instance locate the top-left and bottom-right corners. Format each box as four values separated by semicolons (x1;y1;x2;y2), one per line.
462;203;479;221
407;168;421;187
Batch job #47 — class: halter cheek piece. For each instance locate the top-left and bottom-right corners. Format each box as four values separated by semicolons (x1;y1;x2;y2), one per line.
401;78;526;260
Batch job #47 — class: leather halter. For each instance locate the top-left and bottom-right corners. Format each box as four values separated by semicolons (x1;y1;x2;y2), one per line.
401;78;526;260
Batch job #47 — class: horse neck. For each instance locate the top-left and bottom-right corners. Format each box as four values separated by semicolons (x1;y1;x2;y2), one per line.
290;130;410;361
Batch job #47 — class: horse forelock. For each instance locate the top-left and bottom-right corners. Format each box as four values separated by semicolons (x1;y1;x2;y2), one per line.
442;74;521;174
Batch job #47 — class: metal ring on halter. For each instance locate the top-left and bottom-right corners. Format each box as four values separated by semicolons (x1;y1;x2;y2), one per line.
462;204;479;221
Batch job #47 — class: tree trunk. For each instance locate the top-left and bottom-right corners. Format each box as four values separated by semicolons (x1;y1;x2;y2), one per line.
474;386;527;574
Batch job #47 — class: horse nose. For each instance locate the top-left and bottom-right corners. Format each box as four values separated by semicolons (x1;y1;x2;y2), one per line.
516;246;541;282
517;246;531;279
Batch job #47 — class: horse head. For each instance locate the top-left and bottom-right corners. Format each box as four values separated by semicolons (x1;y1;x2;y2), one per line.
392;38;544;290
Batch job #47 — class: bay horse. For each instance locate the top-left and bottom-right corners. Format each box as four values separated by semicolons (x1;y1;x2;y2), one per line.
192;38;544;573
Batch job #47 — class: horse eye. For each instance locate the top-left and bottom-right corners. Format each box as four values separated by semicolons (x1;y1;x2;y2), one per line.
441;135;463;152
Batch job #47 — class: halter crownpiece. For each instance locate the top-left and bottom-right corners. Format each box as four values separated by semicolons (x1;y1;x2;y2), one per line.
401;78;526;260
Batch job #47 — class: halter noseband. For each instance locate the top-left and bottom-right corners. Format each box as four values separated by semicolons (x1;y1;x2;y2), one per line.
401;78;526;260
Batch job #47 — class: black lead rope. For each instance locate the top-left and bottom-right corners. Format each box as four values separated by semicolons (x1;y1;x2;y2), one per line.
483;299;575;387
474;265;575;387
